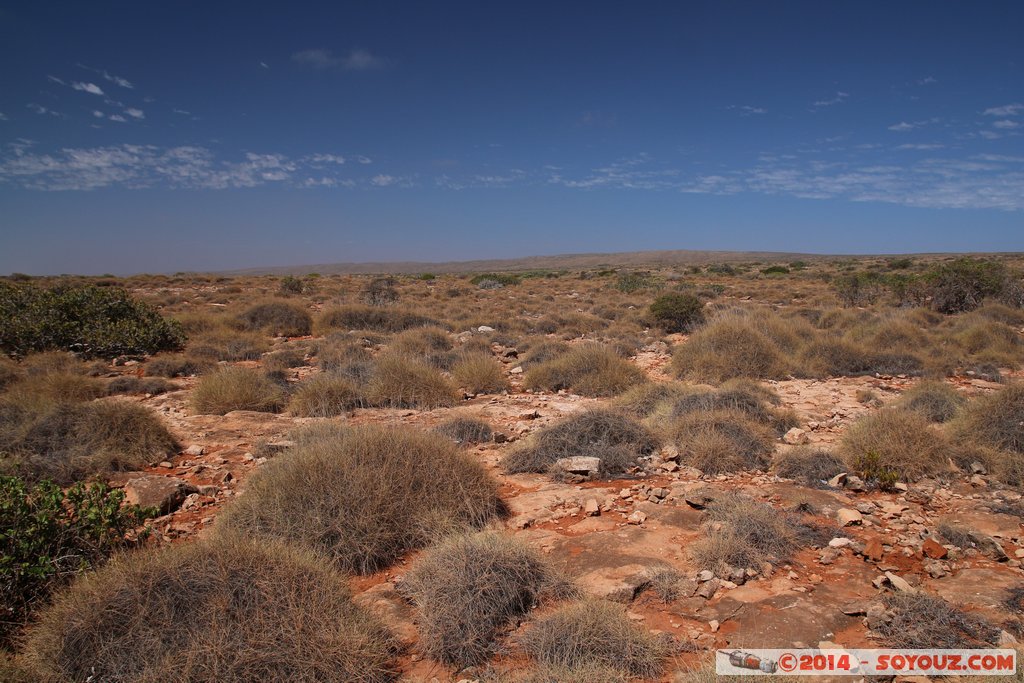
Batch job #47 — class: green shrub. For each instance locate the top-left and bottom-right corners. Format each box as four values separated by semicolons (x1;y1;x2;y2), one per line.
0;476;152;644
832;272;884;307
615;272;657;293
403;531;570;667
278;275;305;294
649;293;705;333
470;273;520;288
237;299;312;336
925;258;1018;314
190;367;286;415
218;425;506;573
0;283;185;359
21;536;397;682
761;265;790;275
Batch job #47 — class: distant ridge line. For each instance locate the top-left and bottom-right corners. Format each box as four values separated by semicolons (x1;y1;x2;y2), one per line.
219;248;1005;276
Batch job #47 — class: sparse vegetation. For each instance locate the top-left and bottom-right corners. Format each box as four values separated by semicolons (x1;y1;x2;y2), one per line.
237;299;312;336
772;447;846;487
288;373;361;417
672;312;788;383
453;352;508;393
403;531;571;667
840;408;953;483
952;383;1024;454
666;408;775;474
365;353;459;408
218;425;506;573
897;380;966;422
875;593;999;648
318;305;439;333
524;343;646;396
434;415;494;444
502;408;658;477
190;366;287;414
20;537;397;682
521;600;665;679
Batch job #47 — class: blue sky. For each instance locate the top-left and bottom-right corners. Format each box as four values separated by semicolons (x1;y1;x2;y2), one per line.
1;1;1022;274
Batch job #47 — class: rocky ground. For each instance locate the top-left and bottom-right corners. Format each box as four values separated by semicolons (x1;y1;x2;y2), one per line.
106;341;1024;682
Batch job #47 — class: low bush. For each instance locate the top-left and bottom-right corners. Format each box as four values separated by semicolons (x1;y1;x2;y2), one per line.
106;375;177;396
218;425;506;573
403;531;570;667
524;344;646;397
0;476;152;645
190;366;286;414
663;381;798;435
237;299;312;336
772;447;846;487
671;315;788;383
502;408;659;477
390;326;452;356
613;382;693;417
0;357;21;390
666;408;775;474
262;347;308;373
840;408;953;483
145;353;214;377
649;293;705;333
0;283;185;359
521;600;665;679
188;328;269;361
453;352;508;393
952;383;1024;454
0;399;178;484
317;305;439;333
925;258;1018;314
691;494;824;574
365;353;459;409
21;536;397;682
317;336;375;381
288;373;361;417
875;593;999;648
519;340;569;368
434;416;494;444
897;380;966;422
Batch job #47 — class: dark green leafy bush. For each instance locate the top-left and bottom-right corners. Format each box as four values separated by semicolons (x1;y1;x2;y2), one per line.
649;293;705;333
925;258;1020;314
0;283;185;359
0;476;152;643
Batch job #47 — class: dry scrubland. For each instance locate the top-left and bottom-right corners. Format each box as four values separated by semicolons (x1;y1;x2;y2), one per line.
2;254;1024;681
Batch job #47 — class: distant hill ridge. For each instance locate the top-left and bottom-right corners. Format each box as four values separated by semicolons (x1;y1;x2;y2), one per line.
219;248;986;276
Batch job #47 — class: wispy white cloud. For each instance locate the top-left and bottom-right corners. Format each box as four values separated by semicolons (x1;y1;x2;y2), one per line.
292;48;388;71
108;114;126;122
46;75;66;86
812;91;848;108
0;142;376;191
888;118;939;132
728;105;767;116
71;82;104;96
172;108;191;116
917;76;938;85
124;108;145;119
76;64;134;89
0;112;7;121
983;103;1024;117
259;61;269;69
896;143;945;150
27;103;62;117
992;119;1020;130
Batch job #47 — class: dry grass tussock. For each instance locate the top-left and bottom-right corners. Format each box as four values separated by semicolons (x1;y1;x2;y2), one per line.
663;408;775;474
317;305;440;333
20;536;397;682
190;366;286;414
671;312;789;383
658;379;798;435
434;415;493;444
875;593;999;648
502;408;659;477
218;424;506;573
287;373;361;417
452;351;509;393
0;396;178;484
237;299;312;336
952;383;1024;455
772;447;846;488
187;328;269;361
524;343;646;397
365;352;459;409
690;493;828;574
402;531;573;668
896;380;966;422
145;352;215;377
521;600;666;679
840;408;953;483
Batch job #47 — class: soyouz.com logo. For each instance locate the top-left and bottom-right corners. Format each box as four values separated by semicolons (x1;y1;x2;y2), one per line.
716;649;1017;676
